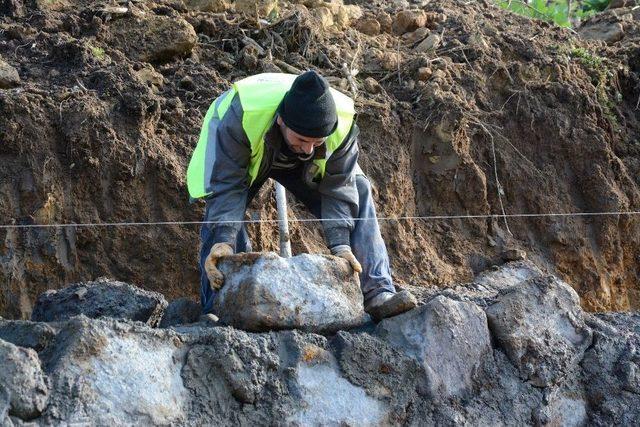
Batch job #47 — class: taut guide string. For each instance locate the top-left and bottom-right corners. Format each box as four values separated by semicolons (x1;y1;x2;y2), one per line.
1;211;640;229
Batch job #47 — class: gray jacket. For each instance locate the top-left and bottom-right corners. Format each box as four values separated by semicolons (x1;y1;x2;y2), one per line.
203;92;360;249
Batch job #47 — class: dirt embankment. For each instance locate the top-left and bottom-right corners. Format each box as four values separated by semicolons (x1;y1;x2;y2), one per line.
1;0;639;318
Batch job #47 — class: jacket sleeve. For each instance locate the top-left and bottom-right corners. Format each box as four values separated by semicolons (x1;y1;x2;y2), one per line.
318;122;361;250
203;93;251;245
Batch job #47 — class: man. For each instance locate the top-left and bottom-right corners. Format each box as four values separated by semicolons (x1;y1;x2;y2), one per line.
187;71;417;321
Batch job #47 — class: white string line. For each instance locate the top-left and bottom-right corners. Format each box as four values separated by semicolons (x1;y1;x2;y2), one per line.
1;211;640;229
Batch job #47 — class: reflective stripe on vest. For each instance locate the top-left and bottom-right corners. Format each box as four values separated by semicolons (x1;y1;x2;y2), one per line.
186;73;355;199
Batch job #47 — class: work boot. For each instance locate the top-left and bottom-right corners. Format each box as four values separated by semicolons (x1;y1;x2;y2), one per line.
198;313;219;326
364;290;417;321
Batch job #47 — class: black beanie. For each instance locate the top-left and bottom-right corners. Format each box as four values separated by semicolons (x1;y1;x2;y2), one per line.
278;70;338;138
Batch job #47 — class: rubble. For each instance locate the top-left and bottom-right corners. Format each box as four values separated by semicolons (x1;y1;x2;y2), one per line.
0;262;638;425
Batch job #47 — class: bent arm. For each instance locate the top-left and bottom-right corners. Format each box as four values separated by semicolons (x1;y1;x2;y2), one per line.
318;123;361;250
204;94;251;246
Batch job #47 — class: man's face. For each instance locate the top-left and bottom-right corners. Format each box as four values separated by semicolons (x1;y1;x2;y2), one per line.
277;116;326;155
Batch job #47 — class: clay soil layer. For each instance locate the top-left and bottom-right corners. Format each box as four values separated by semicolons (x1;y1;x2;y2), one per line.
1;0;639;318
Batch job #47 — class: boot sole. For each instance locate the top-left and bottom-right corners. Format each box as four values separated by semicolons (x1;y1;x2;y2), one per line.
366;290;417;321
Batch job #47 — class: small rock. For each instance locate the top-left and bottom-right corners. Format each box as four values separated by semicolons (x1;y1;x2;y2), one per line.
198;313;219;326
355;17;381;36
377;12;392;33
314;6;334;30
501;248;527;261
159;298;201;328
376;295;492;398
363;77;382;94
183;0;230;12
378;51;401;71
403;27;429;44
608;0;635;8
135;67;164;89
392;10;427;35
0;340;49;420
178;75;196;91
417;66;432;81
235;0;277;17
337;78;349;91
107;14;197;62
74;287;88;300
579;22;624;45
0;59;20;89
31;279;168;326
414;33;441;53
485;276;592;387
431;69;447;82
214;252;368;333
241;46;259;69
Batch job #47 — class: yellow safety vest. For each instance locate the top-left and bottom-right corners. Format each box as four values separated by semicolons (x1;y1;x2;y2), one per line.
186;73;355;199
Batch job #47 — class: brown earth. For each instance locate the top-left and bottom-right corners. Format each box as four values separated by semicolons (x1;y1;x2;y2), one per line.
1;0;639;319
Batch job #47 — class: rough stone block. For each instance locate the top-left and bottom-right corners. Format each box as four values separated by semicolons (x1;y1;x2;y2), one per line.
0;340;48;420
43;317;187;425
485;276;592;387
214;252;368;333
376;295;492;398
31;279;167;326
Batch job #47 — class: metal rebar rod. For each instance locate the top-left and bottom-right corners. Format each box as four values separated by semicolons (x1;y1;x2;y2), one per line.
275;181;292;258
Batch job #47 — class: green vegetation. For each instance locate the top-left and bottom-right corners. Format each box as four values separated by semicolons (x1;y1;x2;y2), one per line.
90;46;106;60
562;45;620;127
496;0;612;27
569;46;604;68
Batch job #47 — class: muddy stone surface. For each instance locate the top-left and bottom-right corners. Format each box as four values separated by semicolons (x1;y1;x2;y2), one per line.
0;262;638;426
1;0;640;320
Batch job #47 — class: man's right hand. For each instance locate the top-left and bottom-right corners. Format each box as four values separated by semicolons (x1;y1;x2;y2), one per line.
205;242;234;290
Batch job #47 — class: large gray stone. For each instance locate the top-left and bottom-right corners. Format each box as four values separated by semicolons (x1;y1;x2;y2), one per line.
485;276;592;387
42;317;188;425
31;279;167;326
0;340;48;420
288;357;389;426
214;252;368;333
580;314;640;425
376;295;492;398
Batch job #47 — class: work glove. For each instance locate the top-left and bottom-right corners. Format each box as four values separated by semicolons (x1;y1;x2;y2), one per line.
205;242;234;290
331;245;363;274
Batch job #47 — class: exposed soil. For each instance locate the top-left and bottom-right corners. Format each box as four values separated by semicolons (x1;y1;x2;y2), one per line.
1;0;639;318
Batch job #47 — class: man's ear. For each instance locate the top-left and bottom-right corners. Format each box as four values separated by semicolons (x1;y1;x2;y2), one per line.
276;115;283;126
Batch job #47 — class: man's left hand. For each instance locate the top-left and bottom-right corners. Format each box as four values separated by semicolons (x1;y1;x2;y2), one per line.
331;246;362;273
